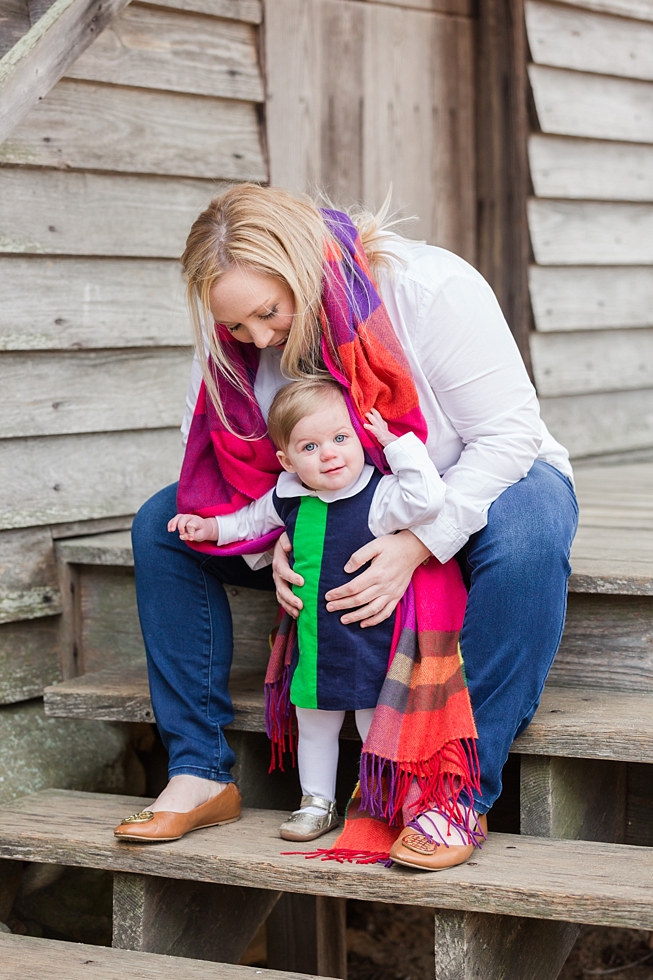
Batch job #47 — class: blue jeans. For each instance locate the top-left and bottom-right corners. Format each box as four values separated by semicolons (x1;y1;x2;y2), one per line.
133;460;577;810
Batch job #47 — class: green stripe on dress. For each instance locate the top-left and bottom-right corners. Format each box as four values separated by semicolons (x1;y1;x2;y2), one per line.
290;495;328;709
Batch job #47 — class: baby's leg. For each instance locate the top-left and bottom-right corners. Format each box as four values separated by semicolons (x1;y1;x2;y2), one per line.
354;708;375;743
296;707;345;812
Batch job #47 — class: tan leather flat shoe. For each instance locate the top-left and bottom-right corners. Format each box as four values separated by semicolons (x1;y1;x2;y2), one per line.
390;813;487;871
113;782;242;843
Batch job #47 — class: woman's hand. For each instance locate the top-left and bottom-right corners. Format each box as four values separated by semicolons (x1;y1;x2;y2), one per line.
325;530;431;627
272;532;304;618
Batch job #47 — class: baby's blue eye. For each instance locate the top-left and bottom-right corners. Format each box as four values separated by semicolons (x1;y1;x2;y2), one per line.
334;434;346;443
303;442;317;452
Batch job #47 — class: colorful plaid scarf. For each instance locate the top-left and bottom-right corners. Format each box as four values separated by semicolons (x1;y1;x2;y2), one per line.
177;209;480;861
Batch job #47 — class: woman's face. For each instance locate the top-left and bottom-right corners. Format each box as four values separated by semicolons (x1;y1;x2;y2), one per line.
209;267;295;349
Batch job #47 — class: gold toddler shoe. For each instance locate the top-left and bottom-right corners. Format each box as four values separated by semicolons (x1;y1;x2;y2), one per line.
279;795;339;842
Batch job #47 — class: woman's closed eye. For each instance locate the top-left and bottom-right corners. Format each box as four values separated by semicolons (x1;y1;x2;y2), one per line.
258;305;279;320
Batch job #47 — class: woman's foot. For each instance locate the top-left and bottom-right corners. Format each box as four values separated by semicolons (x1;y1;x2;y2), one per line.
279;795;339;842
390;805;487;871
150;774;228;813
113;777;241;843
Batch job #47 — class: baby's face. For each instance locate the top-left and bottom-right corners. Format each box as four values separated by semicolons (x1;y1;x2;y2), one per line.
277;395;365;493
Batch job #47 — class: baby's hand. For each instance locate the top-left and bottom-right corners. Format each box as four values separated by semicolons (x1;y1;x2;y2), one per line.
364;408;398;448
168;514;218;543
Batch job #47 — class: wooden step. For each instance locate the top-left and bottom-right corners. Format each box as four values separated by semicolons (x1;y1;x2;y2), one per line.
0;789;652;930
55;527;653;596
0;933;323;980
43;665;653;764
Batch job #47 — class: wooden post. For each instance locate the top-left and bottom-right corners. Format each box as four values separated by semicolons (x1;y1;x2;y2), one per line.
475;0;533;375
267;892;347;980
434;910;579;980
112;872;281;963
520;755;627;843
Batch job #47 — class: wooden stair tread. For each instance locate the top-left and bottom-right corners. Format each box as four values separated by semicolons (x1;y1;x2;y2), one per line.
58;525;653;595
0;933;327;980
0;789;652;929
44;666;653;763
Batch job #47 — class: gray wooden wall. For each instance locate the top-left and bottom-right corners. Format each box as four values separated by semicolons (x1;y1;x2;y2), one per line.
0;0;267;705
525;0;653;459
265;0;477;264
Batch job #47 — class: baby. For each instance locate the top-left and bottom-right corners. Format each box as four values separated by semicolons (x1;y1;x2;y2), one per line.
170;378;446;842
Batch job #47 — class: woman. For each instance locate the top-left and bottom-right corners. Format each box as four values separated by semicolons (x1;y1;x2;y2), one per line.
114;184;577;868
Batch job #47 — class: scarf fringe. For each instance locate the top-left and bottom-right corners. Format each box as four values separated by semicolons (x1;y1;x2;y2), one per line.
359;736;481;828
281;848;391;866
264;661;297;773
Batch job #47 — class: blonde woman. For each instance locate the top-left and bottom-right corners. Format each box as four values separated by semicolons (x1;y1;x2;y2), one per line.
114;184;577;869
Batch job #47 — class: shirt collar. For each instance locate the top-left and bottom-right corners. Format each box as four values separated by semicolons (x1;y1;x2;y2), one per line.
276;464;375;502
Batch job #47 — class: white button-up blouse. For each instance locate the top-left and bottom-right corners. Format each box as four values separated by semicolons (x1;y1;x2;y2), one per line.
181;236;572;565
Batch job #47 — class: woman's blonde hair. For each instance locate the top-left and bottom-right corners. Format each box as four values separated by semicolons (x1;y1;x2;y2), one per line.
180;183;397;437
267;377;344;452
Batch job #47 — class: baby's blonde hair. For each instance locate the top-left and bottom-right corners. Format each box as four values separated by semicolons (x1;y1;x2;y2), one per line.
180;183;397;437
267;378;345;452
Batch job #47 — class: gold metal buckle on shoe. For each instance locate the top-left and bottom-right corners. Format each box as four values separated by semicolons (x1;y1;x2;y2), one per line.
403;833;437;854
120;810;154;825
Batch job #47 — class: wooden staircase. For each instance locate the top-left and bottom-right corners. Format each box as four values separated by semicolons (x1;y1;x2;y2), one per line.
1;460;652;979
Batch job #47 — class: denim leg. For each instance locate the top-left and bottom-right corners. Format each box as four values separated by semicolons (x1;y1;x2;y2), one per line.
132;483;275;783
458;461;579;813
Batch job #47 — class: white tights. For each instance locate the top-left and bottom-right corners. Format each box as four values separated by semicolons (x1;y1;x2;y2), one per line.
295;707;375;813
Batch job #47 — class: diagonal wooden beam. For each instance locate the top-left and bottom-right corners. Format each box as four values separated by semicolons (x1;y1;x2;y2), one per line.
0;0;131;145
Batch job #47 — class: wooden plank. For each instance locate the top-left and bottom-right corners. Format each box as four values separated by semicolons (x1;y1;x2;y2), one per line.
0;0;132;145
513;687;653;760
265;0;476;262
529;64;653;143
531;327;653;396
0;80;266;181
529;135;653;202
3;790;653;929
113;872;281;963
554;0;653;22
526;0;653;81
0;169;219;257
569;525;653;593
66;3;264;102
529;265;653;332
44;665;274;726
0;526;59;624
347;0;475;15
0;616;61;703
539;387;653;458
528;199;653;265
552;592;653;690
574;459;653;526
44;660;653;762
0;0;30;59
0;257;190;350
28;0;58;24
138;0;262;22
0;428;182;530
0;349;191;438
0;933;327;980
56;529;135;565
475;0;533;370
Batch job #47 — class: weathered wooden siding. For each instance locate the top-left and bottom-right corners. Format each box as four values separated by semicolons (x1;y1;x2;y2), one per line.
526;0;653;458
0;0;266;702
265;0;477;263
